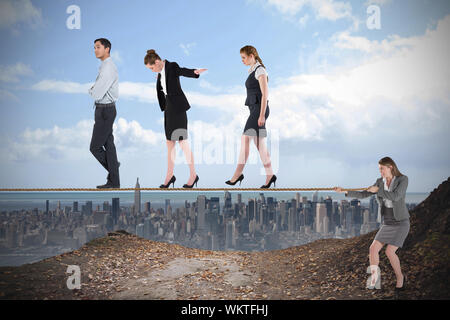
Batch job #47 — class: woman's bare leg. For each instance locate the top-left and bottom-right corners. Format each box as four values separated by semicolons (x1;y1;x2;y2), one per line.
178;139;196;185
369;240;384;286
164;140;176;184
252;136;273;184
386;244;404;287
229;135;251;182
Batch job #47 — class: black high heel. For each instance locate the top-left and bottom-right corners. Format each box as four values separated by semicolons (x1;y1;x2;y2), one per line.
225;174;244;186
160;175;176;188
183;175;199;188
261;174;277;188
395;273;407;291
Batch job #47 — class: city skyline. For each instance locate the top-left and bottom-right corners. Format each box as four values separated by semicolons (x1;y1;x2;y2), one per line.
0;186;421;266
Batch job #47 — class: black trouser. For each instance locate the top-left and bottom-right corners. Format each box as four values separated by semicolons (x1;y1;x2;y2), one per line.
89;103;120;185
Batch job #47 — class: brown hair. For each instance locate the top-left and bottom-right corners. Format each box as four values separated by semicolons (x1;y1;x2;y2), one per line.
240;45;265;68
144;49;161;65
378;157;403;177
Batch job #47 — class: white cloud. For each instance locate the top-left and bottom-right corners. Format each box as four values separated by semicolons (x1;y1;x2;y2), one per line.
2;118;165;163
298;13;309;27
118;81;157;103
0;89;18;101
0;0;42;30
180;42;196;56
0;62;33;83
264;0;353;21
31;80;91;94
110;51;123;64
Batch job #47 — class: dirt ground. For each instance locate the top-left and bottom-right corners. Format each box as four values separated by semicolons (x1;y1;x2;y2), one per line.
0;231;442;300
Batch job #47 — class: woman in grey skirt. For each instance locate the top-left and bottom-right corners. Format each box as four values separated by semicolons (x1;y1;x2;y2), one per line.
334;157;410;291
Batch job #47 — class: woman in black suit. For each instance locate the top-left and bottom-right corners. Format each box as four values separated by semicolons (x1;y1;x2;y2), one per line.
144;49;207;188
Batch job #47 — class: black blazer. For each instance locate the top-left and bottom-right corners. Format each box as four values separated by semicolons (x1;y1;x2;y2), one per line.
156;60;199;112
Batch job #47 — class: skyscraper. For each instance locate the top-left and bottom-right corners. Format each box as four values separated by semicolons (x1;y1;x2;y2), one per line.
248;199;255;221
312;191;318;203
288;207;295;232
315;203;327;234
86;201;92;215
112;198;120;226
144;201;151;213
224;191;232;209
134;178;141;214
197;195;206;234
259;193;265;205
295;192;301;204
369;195;378;222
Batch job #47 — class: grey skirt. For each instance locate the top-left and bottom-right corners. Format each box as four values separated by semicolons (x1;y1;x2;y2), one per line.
374;206;410;248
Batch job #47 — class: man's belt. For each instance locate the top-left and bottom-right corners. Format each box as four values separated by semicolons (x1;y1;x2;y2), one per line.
95;102;116;107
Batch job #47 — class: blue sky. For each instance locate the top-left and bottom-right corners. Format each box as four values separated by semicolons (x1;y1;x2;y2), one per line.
0;0;449;192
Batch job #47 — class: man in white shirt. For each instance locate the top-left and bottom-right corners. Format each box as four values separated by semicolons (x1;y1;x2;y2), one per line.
89;38;120;189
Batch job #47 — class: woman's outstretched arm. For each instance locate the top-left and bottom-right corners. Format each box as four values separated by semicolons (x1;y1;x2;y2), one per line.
174;62;206;78
335;179;378;199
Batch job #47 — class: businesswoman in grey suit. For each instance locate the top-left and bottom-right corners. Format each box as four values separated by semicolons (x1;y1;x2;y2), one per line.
334;157;410;292
144;49;206;188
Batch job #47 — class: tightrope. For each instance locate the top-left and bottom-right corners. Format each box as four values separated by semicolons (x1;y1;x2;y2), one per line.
0;187;366;192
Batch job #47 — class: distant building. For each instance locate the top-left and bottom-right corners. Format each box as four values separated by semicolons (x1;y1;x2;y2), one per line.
112;198;120;226
134;178;141;214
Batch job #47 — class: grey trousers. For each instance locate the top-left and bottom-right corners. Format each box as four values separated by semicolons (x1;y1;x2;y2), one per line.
89;104;120;185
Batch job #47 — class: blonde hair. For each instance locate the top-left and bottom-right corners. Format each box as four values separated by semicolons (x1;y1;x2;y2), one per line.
379;157;403;177
240;45;265;68
144;49;161;65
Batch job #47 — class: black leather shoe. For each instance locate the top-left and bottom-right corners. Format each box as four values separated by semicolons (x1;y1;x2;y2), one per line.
261;174;277;188
160;175;176;188
225;174;244;186
183;175;199;188
97;183;120;189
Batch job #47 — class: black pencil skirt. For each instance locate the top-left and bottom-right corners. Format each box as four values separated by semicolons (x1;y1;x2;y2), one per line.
243;103;270;137
164;108;188;141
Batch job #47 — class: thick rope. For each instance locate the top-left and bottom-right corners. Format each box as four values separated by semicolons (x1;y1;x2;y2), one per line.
0;187;366;192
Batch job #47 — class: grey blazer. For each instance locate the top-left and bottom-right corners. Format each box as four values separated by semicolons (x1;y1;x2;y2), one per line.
346;175;410;221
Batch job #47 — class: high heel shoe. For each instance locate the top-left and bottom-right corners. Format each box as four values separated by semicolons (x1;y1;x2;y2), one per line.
395;273;407;291
225;174;244;186
183;175;199;188
160;175;176;188
261;174;277;188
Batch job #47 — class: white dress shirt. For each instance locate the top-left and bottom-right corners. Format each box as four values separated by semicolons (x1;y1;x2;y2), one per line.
248;61;268;81
382;176;396;208
88;56;119;104
159;60;167;95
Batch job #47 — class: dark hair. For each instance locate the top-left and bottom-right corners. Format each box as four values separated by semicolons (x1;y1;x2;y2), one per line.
240;45;265;68
379;157;403;177
144;49;161;65
94;38;111;53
